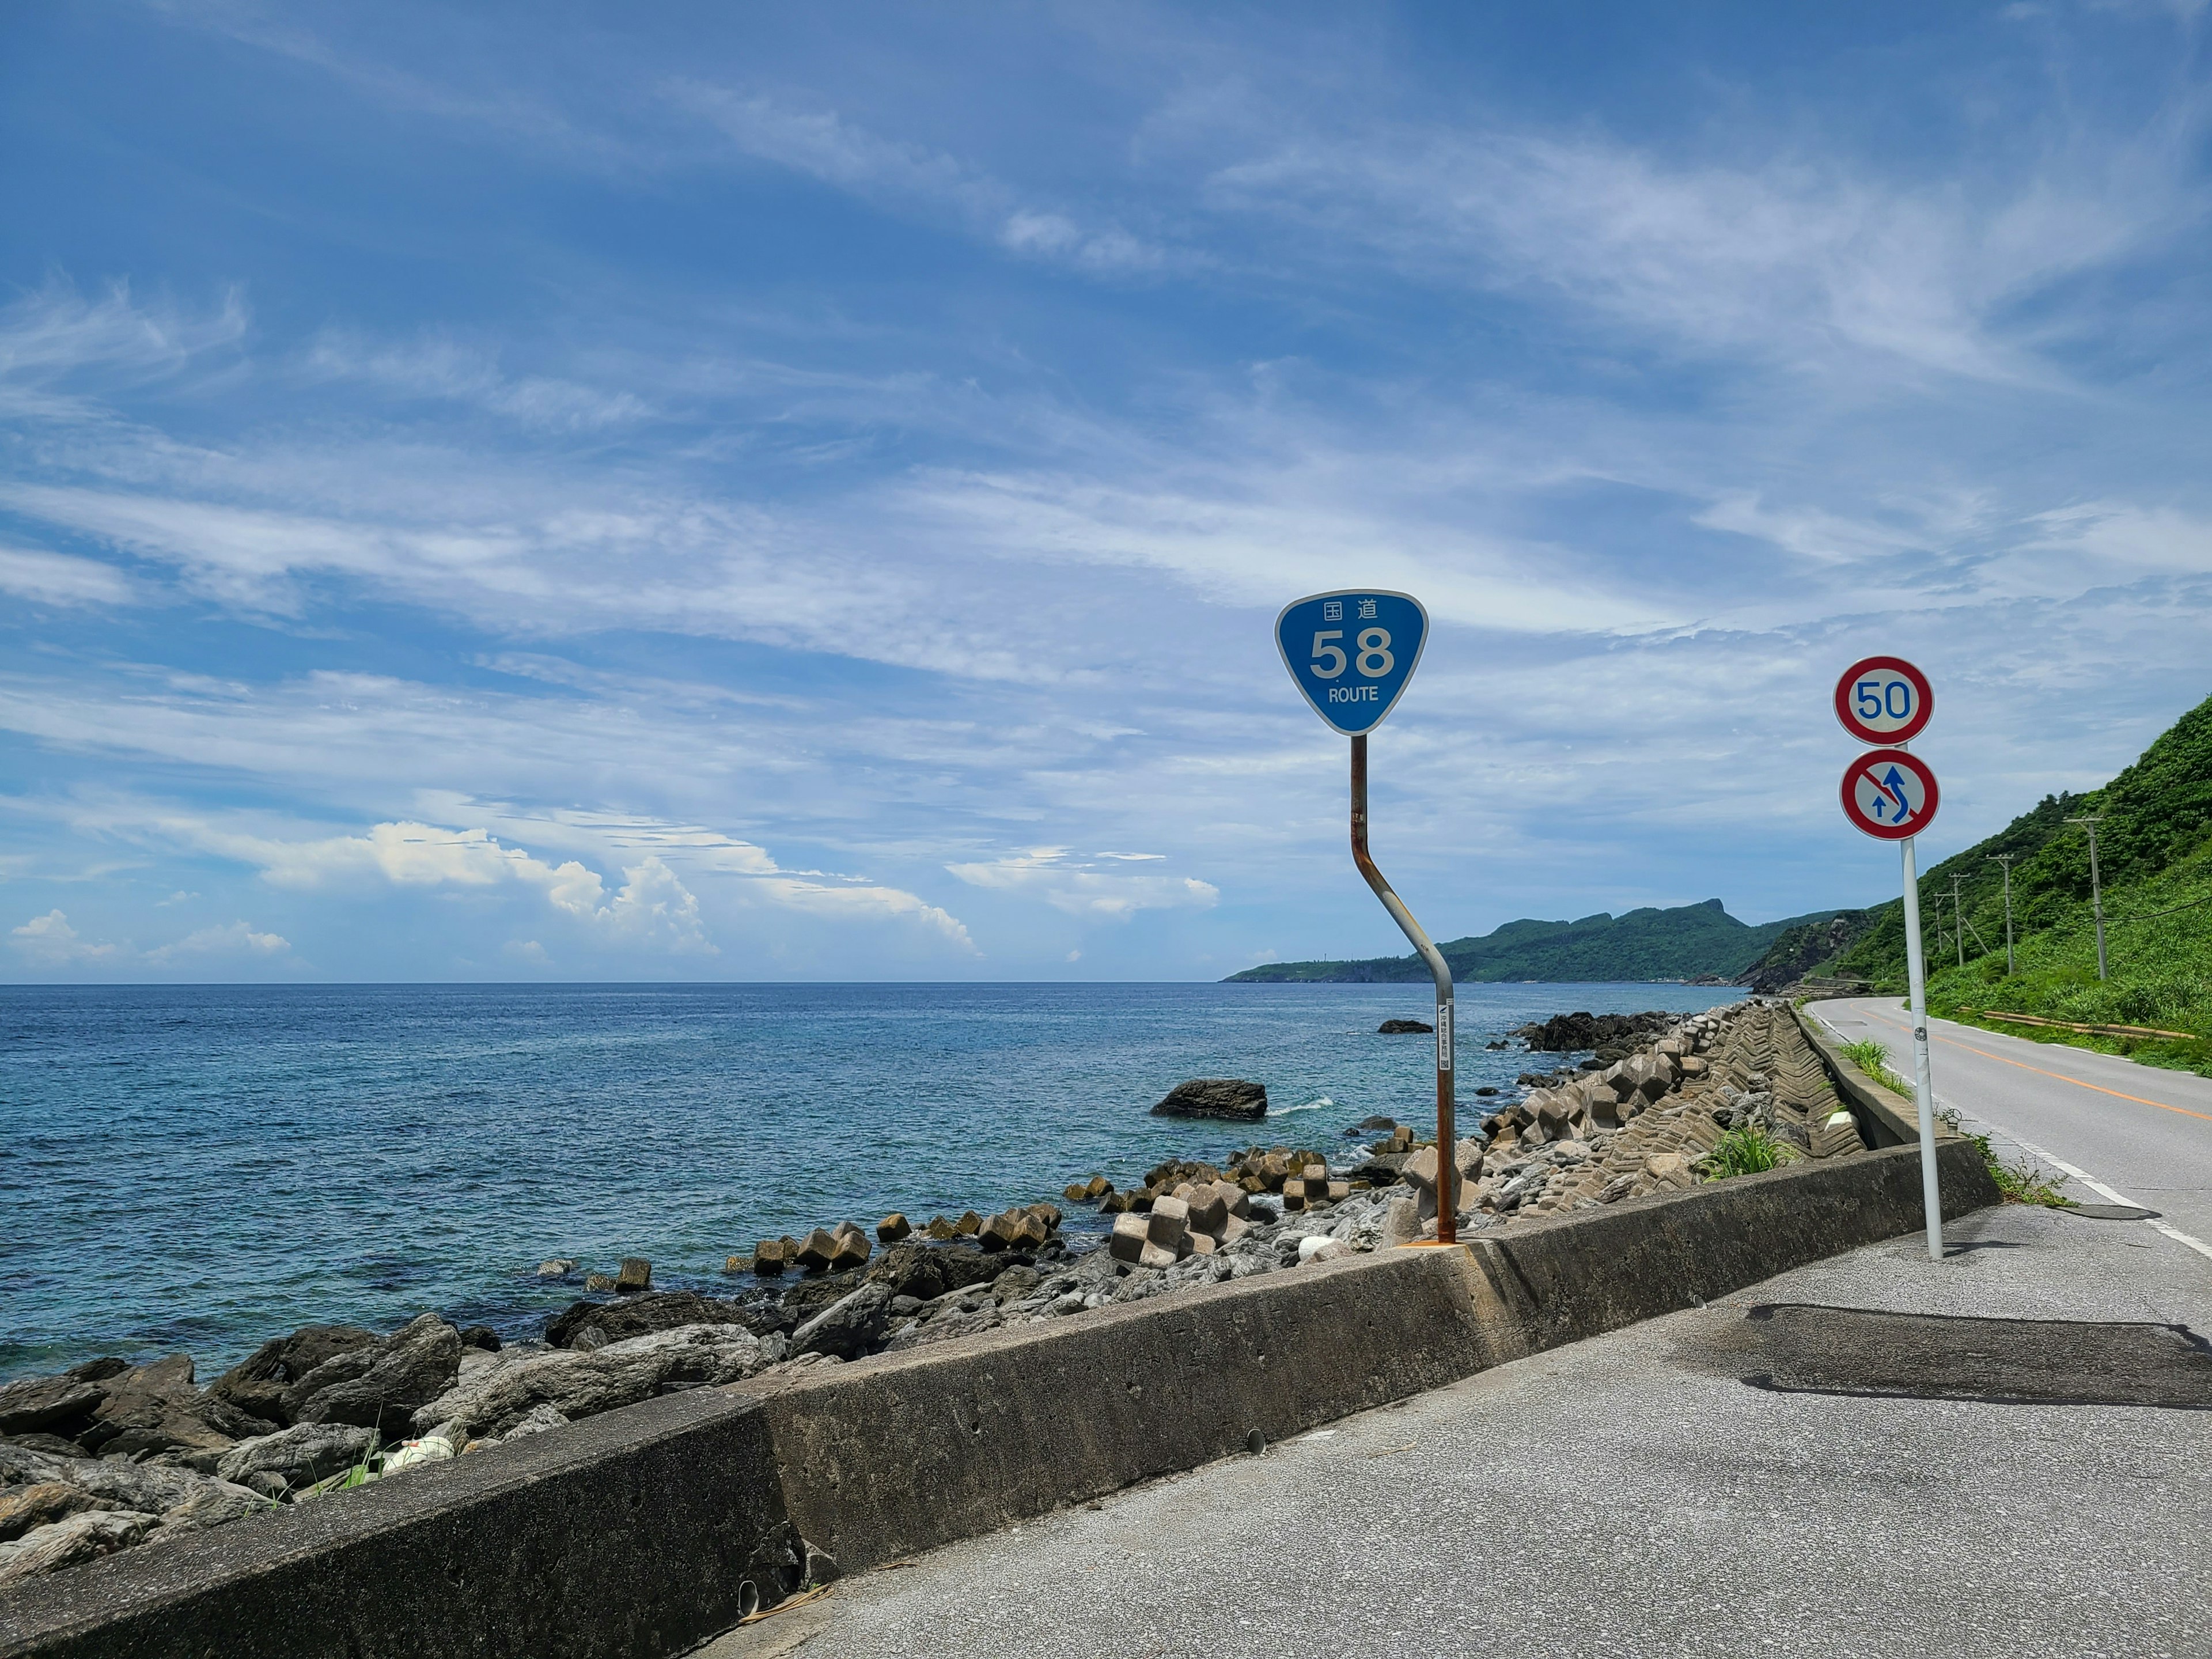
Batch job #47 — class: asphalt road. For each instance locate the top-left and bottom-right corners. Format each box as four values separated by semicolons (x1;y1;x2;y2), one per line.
1807;996;2212;1252
706;1202;2212;1659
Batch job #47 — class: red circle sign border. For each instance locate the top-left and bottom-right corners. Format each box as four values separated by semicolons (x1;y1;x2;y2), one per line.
1839;747;1940;841
1833;655;1933;746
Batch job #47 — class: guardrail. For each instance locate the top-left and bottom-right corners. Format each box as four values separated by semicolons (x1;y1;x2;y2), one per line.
1955;1008;2197;1042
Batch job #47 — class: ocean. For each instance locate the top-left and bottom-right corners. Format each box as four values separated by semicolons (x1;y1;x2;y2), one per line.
0;980;1743;1381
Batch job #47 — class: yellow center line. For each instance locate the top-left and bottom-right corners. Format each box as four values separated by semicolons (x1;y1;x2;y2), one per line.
1856;1005;2212;1126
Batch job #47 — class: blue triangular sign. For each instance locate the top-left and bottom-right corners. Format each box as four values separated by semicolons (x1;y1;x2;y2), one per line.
1276;590;1430;736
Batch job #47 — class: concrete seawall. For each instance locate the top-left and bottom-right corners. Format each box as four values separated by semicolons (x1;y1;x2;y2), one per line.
1793;1003;1930;1146
0;1139;1999;1659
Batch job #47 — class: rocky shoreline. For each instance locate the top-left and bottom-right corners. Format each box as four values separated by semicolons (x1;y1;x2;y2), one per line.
1;997;1844;1589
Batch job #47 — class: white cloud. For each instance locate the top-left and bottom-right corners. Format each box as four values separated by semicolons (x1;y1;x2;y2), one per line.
191;818;714;952
1205;113;2192;383
896;465;1674;635
446;805;975;951
0;547;134;607
143;920;291;963
596;854;715;954
673;84;1165;273
8;910;120;963
0;278;248;418
300;332;653;430
946;847;1219;919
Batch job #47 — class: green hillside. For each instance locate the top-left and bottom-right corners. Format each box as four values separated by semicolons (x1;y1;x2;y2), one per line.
1226;899;1841;984
1818;691;2212;1072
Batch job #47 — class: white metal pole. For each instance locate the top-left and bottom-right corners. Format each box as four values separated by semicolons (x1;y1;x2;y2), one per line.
1899;836;1942;1261
2088;823;2108;982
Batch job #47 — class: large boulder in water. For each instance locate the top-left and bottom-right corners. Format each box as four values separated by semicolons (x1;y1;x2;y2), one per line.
1513;1011;1673;1054
1149;1078;1267;1122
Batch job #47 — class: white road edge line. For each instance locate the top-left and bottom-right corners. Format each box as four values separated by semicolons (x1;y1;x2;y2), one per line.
1806;1006;2212;1266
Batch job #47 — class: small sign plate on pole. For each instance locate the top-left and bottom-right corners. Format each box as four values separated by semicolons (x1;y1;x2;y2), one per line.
1834;655;1933;746
1275;591;1429;737
1839;748;1940;840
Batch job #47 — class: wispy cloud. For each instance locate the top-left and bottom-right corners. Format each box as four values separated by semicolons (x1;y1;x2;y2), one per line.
1205;115;2203;382
300;333;654;430
143;919;291;963
946;847;1218;919
673;84;1169;274
0;546;134;607
0;279;249;415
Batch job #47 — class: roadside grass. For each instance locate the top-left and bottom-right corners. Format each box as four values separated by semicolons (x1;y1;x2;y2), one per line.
1936;1107;2075;1209
1839;1037;1912;1097
1925;849;2212;1081
1698;1123;1798;1180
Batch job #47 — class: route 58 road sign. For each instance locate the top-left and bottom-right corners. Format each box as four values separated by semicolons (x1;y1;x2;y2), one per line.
1276;590;1429;736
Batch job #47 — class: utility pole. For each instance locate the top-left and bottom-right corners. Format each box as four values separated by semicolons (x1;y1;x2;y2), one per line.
1987;853;2016;976
2066;815;2108;981
1949;872;1967;968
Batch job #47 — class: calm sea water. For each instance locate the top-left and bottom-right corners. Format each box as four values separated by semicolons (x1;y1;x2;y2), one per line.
0;982;1741;1381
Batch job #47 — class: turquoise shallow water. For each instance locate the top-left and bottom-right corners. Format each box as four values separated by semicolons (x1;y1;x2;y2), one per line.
0;981;1742;1380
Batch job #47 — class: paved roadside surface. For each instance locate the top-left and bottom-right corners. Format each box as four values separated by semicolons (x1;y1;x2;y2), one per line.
1808;995;2212;1251
705;1203;2212;1659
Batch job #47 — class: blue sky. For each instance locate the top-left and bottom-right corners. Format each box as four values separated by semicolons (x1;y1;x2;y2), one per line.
3;2;2210;982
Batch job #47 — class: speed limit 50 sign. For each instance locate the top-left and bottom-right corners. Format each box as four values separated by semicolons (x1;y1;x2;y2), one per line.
1834;655;1933;745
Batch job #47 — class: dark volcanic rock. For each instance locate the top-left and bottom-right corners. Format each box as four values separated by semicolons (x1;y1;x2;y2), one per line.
865;1241;1001;1303
1149;1078;1267;1121
214;1324;378;1427
1514;1010;1673;1054
544;1291;761;1351
293;1314;462;1430
1346;1152;1410;1185
0;1377;104;1441
1377;1018;1434;1035
789;1282;898;1362
2;1434;88;1459
774;1271;869;1325
78;1356;272;1459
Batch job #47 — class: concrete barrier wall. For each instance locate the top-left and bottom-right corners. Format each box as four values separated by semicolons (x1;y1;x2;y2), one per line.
1793;1005;1929;1147
0;1140;1999;1659
0;1388;794;1659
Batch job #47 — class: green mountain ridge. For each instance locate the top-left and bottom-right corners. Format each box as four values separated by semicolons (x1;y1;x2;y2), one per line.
1225;899;1844;984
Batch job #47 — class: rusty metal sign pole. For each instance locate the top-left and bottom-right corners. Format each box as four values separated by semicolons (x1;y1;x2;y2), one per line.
1350;734;1456;1241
